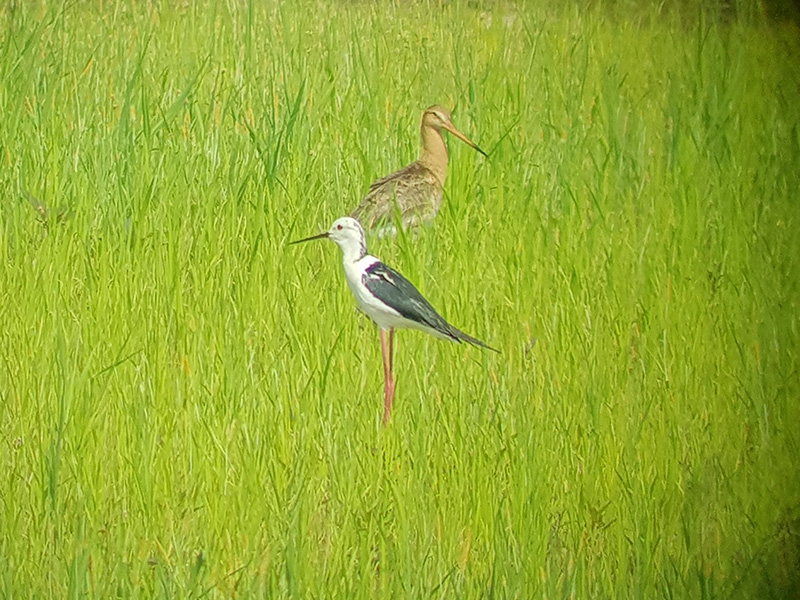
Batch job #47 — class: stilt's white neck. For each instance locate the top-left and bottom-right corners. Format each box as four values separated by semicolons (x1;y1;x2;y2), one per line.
335;233;367;265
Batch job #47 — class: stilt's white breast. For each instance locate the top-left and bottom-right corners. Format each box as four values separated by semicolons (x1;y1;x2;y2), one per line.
343;255;404;329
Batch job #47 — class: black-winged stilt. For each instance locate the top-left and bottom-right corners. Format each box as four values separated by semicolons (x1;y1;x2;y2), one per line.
290;216;496;424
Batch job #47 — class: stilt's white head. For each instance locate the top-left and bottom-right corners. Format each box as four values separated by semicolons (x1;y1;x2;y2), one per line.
326;217;364;247
289;216;367;262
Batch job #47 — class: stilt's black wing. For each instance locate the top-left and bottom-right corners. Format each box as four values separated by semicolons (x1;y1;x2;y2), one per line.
362;262;497;351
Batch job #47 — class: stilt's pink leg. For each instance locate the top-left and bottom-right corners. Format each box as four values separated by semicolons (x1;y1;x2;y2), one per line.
388;328;395;375
380;328;395;425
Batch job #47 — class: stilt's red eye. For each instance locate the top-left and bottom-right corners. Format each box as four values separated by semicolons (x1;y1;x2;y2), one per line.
336;224;343;230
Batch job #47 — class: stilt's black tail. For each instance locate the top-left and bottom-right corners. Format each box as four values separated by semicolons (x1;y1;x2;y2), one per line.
445;323;499;353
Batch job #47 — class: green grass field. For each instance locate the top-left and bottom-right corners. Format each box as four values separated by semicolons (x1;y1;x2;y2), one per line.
1;0;799;597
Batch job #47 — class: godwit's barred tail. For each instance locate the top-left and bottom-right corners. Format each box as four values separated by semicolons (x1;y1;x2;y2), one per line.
289;216;496;424
349;105;486;236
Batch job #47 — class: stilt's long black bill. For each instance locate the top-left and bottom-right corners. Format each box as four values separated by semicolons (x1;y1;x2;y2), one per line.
288;231;329;245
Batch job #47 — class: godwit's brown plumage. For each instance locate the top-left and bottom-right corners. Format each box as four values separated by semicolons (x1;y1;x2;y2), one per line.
349;105;486;235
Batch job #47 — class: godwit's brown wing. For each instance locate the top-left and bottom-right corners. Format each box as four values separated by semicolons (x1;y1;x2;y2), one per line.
349;161;442;233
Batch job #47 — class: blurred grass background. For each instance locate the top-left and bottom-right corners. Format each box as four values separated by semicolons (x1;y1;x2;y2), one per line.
1;0;798;597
